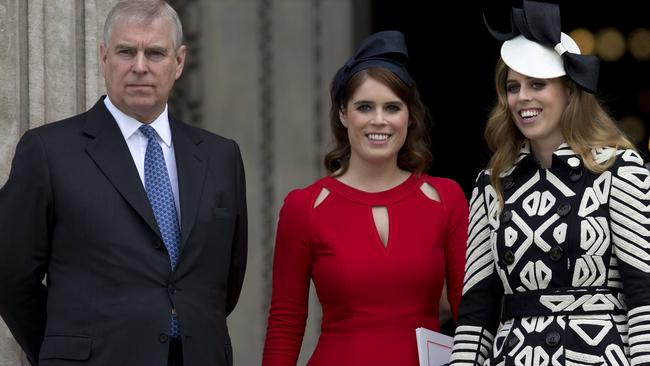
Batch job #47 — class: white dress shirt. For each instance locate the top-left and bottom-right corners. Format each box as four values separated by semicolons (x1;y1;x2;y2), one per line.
104;96;181;219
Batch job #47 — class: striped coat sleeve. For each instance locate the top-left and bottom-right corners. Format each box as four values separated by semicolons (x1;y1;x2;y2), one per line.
608;150;650;366
450;171;501;366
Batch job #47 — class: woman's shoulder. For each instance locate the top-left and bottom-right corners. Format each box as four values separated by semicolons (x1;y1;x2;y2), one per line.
613;148;646;166
597;148;650;196
420;174;466;200
281;177;330;210
593;147;647;170
422;174;459;188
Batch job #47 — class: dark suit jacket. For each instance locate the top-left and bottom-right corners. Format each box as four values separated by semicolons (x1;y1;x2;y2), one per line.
0;98;247;365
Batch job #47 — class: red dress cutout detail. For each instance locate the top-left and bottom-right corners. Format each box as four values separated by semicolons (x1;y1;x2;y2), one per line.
263;174;468;366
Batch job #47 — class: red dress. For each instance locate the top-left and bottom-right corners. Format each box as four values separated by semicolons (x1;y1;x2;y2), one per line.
263;174;468;365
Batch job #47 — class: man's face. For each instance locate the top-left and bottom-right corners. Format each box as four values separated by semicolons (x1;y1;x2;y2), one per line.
100;17;185;123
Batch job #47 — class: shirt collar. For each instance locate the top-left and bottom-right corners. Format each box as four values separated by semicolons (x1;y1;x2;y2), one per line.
104;96;172;147
502;140;583;177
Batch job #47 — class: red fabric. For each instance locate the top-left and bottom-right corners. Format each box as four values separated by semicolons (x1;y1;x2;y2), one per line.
263;174;468;366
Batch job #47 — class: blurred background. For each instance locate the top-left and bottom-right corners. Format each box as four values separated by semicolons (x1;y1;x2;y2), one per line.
0;0;647;365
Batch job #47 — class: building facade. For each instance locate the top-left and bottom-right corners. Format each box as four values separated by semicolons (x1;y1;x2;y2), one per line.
0;1;357;364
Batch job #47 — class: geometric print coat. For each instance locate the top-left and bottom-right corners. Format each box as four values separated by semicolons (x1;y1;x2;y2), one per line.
450;142;650;366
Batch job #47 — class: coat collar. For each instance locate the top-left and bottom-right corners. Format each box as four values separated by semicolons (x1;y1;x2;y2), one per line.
501;140;584;177
168;114;207;248
83;98;162;239
103;96;173;147
83;97;207;249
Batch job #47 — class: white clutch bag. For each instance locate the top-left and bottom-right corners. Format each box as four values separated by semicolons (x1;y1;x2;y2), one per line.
415;327;453;366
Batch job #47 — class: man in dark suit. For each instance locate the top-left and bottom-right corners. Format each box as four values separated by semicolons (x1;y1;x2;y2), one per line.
0;1;247;365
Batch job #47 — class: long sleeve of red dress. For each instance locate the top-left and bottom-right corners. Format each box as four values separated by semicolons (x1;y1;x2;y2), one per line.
263;174;468;366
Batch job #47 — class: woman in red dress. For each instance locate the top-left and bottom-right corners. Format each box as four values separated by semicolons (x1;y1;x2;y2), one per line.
262;30;468;366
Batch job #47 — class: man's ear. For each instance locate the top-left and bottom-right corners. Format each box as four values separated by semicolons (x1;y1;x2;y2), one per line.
174;45;187;80
99;43;108;77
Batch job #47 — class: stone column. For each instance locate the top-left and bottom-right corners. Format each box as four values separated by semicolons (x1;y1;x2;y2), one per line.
0;0;26;187
1;0;357;364
0;1;118;364
195;0;353;364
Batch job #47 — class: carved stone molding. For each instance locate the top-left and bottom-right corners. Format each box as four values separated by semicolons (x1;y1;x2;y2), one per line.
258;0;274;312
168;0;202;126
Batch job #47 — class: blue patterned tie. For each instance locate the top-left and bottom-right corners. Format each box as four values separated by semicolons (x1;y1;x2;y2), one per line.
140;125;181;338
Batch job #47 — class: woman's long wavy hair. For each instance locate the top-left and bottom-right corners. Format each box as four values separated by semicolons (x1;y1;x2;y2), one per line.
324;67;432;176
486;59;634;208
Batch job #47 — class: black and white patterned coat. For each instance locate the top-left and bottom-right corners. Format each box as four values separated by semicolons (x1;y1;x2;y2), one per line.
450;142;650;366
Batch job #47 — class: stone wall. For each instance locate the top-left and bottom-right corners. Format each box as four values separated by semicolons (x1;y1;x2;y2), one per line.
198;2;352;364
0;0;354;364
0;1;119;364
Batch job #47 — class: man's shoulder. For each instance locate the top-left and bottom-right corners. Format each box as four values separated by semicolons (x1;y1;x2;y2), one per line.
29;111;89;139
174;121;228;141
172;119;239;149
30;98;111;138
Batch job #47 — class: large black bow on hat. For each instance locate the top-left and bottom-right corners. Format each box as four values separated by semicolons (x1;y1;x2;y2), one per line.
484;0;600;93
333;30;413;104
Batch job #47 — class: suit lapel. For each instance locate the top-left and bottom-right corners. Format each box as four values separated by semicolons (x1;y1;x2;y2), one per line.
83;99;162;240
170;117;206;250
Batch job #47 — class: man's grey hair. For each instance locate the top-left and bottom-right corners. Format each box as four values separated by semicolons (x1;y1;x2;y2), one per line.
103;0;184;51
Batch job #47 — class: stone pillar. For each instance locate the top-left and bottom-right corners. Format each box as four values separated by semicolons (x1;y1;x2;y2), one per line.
0;1;119;364
194;0;353;364
0;0;26;187
1;0;356;364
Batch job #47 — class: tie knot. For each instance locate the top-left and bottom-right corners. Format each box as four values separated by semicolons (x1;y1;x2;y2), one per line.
139;124;158;141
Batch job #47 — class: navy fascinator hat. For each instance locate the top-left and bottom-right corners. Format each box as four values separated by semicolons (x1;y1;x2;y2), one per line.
332;30;413;105
484;0;600;93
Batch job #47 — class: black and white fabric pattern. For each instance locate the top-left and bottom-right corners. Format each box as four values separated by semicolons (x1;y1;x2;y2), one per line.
450;142;650;366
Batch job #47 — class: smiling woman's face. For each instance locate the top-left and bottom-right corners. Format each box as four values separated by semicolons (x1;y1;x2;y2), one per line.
506;68;570;150
339;76;409;168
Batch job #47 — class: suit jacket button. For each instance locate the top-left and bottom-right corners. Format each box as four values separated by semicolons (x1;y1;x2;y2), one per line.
549;246;564;261
507;335;519;349
502;250;515;265
501;210;512;224
159;333;169;343
152;240;163;250
168;285;177;295
545;331;561;347
556;203;571;217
